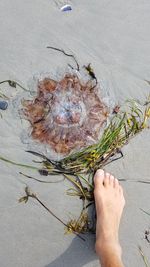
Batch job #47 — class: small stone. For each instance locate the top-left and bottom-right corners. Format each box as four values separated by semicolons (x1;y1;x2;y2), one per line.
0;100;8;110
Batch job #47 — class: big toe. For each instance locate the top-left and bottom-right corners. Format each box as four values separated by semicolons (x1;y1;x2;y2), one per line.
94;169;105;189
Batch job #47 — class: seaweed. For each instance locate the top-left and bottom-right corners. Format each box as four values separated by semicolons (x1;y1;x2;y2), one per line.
139;246;150;267
144;230;150;244
0;98;150;235
0;48;150;237
140;208;150;217
51;100;150;175
83;63;98;89
0;80;29;92
20;99;150;234
65;210;89;234
19;186;85;241
19;171;65;183
0;156;39;170
20;99;149;178
47;46;80;71
140;208;150;244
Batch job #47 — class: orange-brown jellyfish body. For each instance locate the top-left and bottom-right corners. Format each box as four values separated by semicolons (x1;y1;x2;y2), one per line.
22;73;109;154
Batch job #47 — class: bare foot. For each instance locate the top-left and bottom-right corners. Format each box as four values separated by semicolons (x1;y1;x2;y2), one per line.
94;169;125;257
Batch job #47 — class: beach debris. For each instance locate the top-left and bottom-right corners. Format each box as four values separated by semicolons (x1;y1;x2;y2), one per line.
0;80;29;91
0;97;150;236
0;155;39;170
113;105;120;114
145;229;150;244
65;211;89;234
60;4;72;11
23;99;150;180
55;100;150;174
19;186;85;241
138;246;150;267
19;171;65;184
47;46;79;70
0;46;150;237
0;100;8;110
140;208;150;216
21;72;108;155
84;64;98;89
140;209;150;244
2;97;148;178
84;64;96;80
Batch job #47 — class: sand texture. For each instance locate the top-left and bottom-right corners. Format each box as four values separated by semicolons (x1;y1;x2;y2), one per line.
0;0;150;266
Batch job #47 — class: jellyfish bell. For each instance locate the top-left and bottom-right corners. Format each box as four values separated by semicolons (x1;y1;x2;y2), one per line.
19;70;111;159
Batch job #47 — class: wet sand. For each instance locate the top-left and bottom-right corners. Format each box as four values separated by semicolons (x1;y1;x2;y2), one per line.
0;0;150;266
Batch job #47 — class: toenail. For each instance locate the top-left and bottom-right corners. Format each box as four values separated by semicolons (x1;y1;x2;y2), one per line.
96;169;104;176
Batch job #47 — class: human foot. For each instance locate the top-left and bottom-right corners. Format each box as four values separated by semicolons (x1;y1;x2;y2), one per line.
94;169;125;257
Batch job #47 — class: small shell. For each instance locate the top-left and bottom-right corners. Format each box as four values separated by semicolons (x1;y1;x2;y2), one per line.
60;4;72;12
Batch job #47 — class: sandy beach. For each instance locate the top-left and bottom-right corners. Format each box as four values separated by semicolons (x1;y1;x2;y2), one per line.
0;0;150;266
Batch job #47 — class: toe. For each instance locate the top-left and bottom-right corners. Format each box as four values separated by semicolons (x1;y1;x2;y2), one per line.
94;169;105;189
119;185;124;196
109;175;114;186
103;172;110;187
114;178;119;188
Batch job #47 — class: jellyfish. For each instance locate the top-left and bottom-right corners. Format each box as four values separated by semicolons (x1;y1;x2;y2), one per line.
21;72;109;155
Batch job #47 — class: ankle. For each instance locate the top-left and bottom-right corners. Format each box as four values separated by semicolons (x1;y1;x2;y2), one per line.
95;240;122;258
96;224;119;246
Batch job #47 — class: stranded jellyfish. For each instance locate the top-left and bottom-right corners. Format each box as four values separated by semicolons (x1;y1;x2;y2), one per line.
21;72;109;155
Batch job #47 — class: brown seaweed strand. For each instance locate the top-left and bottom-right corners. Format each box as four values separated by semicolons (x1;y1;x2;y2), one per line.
47;46;80;71
19;187;85;241
0;80;29;91
84;64;98;90
19;172;65;183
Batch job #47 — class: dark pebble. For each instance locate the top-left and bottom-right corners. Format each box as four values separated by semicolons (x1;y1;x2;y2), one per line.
0;100;8;110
